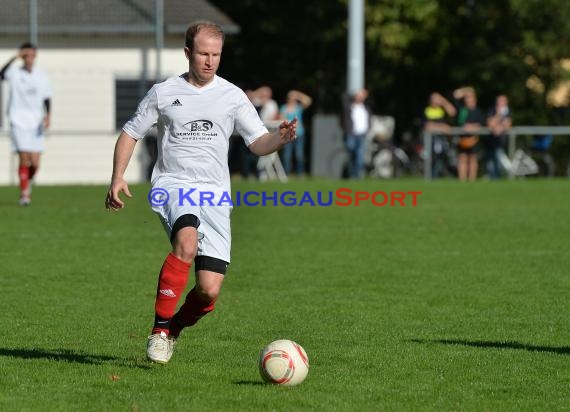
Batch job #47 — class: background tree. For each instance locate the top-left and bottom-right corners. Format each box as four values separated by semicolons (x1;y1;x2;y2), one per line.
213;0;346;112
212;0;570;171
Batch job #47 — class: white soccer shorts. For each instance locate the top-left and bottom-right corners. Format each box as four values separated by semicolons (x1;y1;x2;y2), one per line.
10;124;45;152
151;182;232;263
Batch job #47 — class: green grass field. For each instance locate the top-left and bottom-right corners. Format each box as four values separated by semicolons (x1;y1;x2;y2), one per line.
0;179;569;411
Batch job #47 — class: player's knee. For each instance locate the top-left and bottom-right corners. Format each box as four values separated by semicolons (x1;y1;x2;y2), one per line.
196;278;222;303
170;215;200;262
196;283;221;303
172;240;197;263
194;256;227;302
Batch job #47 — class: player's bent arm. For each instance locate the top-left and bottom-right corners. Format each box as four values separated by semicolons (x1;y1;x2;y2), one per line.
112;132;138;178
106;132;137;210
43;99;51;129
0;55;18;80
248;119;297;156
248;132;281;156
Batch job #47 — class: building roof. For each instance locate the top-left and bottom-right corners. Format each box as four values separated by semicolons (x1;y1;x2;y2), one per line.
0;0;239;37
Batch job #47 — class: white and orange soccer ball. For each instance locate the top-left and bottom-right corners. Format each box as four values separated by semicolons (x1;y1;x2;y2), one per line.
259;339;309;386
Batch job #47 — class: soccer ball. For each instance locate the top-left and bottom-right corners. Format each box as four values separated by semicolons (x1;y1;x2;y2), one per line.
259;339;309;386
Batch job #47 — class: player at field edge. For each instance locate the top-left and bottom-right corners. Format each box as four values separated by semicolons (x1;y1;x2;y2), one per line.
105;21;297;364
0;42;52;206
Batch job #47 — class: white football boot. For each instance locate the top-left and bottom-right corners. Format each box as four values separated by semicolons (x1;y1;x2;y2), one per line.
147;331;177;364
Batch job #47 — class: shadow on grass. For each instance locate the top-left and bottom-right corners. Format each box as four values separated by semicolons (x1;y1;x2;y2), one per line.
411;338;570;355
0;348;151;369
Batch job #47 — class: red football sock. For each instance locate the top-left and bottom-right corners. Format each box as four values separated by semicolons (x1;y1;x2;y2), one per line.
169;287;216;337
151;253;191;335
18;165;29;193
28;165;37;180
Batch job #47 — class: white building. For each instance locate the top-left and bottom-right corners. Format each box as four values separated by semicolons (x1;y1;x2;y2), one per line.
0;0;238;185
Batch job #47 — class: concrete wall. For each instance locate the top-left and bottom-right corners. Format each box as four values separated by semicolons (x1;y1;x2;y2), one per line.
0;47;185;185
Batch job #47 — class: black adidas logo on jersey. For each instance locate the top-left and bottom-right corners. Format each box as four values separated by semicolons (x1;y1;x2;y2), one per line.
172;99;182;106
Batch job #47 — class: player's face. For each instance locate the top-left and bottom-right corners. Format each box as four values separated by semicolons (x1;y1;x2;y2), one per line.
21;48;36;70
185;31;223;86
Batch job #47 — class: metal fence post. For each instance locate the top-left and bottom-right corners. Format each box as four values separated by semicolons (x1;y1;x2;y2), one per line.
423;130;432;180
508;130;516;180
29;0;38;45
155;0;163;82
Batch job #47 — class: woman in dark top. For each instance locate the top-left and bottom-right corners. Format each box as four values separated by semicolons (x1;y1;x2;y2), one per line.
454;87;485;181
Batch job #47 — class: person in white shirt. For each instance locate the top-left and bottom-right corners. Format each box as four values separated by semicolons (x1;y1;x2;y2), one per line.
341;89;372;179
279;90;312;176
240;85;279;179
105;21;297;364
253;86;279;124
0;43;52;205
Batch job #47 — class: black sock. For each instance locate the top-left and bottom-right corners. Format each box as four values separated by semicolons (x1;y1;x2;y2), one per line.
153;314;171;332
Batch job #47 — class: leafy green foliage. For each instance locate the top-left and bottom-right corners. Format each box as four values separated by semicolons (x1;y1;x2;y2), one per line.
212;0;346;111
365;0;570;126
211;0;570;128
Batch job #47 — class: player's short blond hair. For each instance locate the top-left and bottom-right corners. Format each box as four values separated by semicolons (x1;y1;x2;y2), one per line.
185;21;225;49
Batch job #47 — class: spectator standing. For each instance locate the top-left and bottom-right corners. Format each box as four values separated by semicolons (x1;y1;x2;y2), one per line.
241;86;279;179
453;87;485;181
255;86;279;124
341;89;372;179
423;92;457;178
0;43;52;205
279;90;312;177
485;94;512;179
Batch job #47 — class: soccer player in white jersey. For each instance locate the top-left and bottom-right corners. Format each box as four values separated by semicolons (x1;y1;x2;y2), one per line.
0;43;52;205
105;21;297;364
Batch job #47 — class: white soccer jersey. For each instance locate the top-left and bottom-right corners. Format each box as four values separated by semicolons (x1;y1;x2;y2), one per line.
123;74;269;193
5;65;52;129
